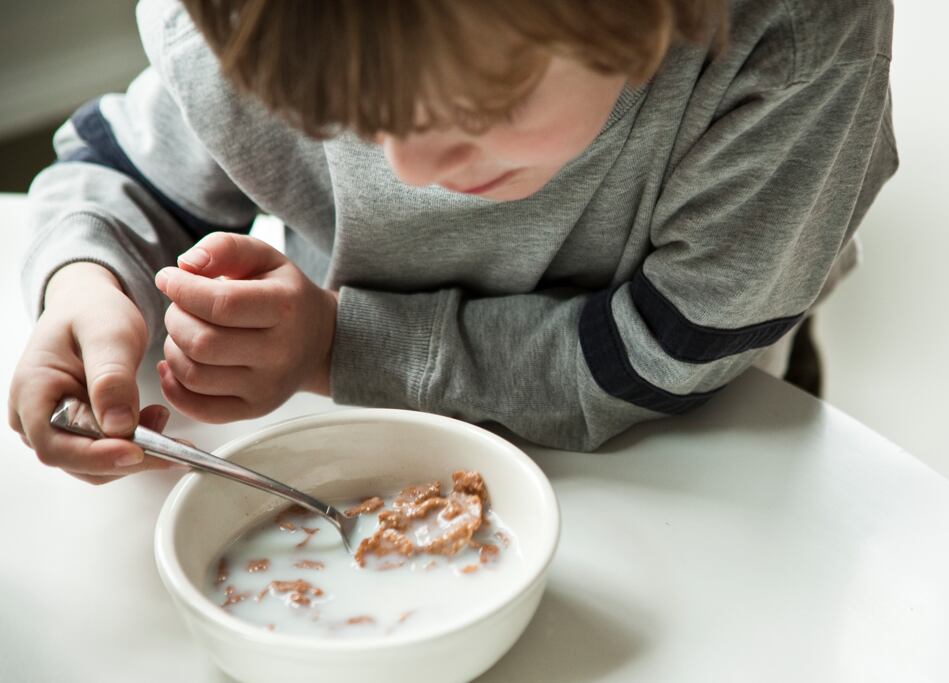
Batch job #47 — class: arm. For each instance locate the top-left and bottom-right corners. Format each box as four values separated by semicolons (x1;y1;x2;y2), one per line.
330;47;897;451
12;28;257;480
22;65;258;344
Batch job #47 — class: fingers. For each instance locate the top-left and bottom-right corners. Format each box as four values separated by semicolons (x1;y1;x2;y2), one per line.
8;313;153;479
139;403;171;432
69;472;122;486
72;305;149;437
12;362;107;468
158;361;254;423
11;361;173;479
162;335;254;396
89;404;180;477
156;232;293;328
32;402;172;476
177;232;285;279
155;267;284;328
10;281;181;484
163;303;266;366
8;403;25;444
154;231;331;417
32;429;147;475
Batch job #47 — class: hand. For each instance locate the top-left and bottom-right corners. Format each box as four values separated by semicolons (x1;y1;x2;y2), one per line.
8;262;173;484
155;232;337;423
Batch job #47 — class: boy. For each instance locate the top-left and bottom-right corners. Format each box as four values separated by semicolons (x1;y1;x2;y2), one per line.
9;0;896;484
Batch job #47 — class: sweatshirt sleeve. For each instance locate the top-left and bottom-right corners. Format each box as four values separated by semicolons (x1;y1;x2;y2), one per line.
331;46;897;451
21;62;258;344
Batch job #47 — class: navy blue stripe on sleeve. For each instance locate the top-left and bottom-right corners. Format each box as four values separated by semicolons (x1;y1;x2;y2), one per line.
629;270;803;363
60;98;252;241
579;286;721;415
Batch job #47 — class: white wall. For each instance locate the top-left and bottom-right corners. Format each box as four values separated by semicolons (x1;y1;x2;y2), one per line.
817;3;949;477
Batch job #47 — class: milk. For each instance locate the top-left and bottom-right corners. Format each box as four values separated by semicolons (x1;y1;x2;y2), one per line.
204;493;519;638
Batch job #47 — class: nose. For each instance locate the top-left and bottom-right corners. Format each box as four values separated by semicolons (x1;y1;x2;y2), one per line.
381;132;478;187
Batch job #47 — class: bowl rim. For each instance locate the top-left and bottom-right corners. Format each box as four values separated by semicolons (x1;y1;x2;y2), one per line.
154;407;560;651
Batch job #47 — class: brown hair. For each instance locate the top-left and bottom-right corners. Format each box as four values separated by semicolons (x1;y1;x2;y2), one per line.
181;0;728;139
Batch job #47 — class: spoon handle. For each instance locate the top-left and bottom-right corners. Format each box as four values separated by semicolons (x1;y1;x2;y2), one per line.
49;397;357;551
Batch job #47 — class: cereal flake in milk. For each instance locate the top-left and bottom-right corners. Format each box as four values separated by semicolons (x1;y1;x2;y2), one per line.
205;471;519;637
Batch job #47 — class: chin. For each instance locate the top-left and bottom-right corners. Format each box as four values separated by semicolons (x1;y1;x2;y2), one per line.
479;176;549;202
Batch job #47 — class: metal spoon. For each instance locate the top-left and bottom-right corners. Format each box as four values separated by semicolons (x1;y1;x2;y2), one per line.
50;397;359;553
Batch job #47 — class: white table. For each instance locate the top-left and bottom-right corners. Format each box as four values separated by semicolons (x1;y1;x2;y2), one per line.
2;193;948;683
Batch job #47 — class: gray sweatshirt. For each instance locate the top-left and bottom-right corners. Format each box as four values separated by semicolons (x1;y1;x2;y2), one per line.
22;0;897;451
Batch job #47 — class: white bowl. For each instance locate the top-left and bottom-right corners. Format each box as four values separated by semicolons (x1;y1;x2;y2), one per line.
154;408;560;683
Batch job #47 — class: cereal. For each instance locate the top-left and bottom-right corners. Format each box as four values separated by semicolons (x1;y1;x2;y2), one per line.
478;544;499;564
355;528;416;566
289;592;311;607
206;470;518;638
393;481;442;507
419;493;482;556
215;557;229;585
295;527;320;549
452;470;489;511
345;496;384;516
275;504;311;531
247;559;270;573
385;610;415;635
222;585;249;608
257;579;324;606
376;560;407;571
354;471;489;566
293;560;325;570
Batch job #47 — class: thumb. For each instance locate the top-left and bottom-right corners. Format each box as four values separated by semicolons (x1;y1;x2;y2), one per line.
75;311;148;437
177;232;285;279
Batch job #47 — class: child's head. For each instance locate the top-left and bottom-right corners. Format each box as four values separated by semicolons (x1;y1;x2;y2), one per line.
183;0;726;200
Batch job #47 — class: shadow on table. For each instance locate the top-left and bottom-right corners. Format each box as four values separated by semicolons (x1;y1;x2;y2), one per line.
475;583;651;682
209;663;240;683
488;369;828;508
597;369;825;456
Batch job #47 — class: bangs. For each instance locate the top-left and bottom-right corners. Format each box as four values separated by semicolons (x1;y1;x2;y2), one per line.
183;0;727;139
187;0;549;139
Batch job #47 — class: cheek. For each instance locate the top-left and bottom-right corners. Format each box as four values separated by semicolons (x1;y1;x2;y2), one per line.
484;125;595;170
486;68;627;171
483;93;619;171
475;116;609;201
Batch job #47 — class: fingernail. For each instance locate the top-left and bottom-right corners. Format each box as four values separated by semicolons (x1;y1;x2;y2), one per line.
156;406;170;432
115;450;144;468
102;406;134;435
179;248;210;269
155;270;168;291
157;360;168;379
